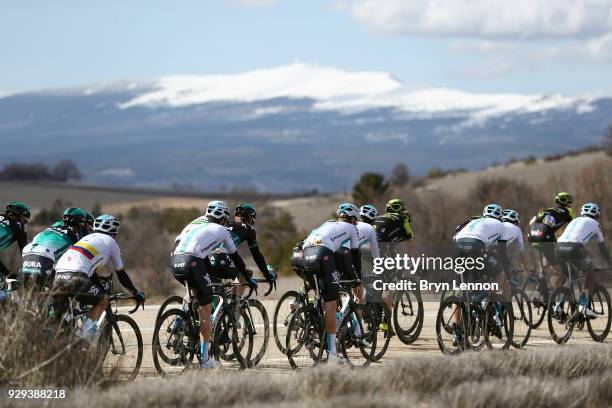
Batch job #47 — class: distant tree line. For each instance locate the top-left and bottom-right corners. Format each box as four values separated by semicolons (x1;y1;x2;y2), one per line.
0;160;81;182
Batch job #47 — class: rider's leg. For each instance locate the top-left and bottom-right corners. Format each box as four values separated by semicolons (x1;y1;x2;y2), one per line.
198;303;212;361
324;300;337;355
86;297;108;322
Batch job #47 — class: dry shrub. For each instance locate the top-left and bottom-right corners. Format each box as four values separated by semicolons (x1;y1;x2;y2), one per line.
573;160;612;232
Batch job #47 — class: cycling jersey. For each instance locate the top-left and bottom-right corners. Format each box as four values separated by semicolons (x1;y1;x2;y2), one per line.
55;232;124;277
303;220;359;252
174;221;237;259
173;216;208;246
373;213;413;243
529;206;575;233
501;222;525;253
0;214;27;252
558;217;604;244
226;221;258;249
454;217;506;244
22;223;79;262
343;221;380;258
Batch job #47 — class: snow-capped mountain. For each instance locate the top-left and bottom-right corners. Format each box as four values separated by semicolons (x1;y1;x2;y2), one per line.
0;63;609;192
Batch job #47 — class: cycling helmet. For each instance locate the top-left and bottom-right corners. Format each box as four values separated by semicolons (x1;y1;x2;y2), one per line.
581;202;600;218
6;201;30;219
235;203;257;219
336;203;359;219
483;203;503;219
555;192;574;206
359;204;378;222
206;200;231;220
385;198;408;215
63;207;87;227
502;209;520;224
93;214;120;235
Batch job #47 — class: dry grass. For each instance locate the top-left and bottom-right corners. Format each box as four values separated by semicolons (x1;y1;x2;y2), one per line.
7;344;612;408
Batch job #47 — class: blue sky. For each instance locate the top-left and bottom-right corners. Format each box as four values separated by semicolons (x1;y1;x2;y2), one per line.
2;0;612;96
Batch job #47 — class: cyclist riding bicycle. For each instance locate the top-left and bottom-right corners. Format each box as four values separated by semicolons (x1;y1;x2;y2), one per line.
302;203;362;364
52;214;145;343
0;201;30;277
210;203;276;288
171;200;251;369
556;203;612;317
501;209;529;281
528;192;575;266
372;199;413;313
454;204;510;299
340;204;380;302
20;207;88;289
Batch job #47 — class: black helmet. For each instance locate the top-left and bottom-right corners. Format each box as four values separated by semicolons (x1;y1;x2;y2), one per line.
6;201;31;219
235;203;257;219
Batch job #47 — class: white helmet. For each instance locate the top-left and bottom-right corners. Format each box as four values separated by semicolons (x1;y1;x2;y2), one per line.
483;203;503;220
94;214;120;235
359;204;378;221
502;209;520;224
337;203;359;219
581;203;600;218
206;200;230;220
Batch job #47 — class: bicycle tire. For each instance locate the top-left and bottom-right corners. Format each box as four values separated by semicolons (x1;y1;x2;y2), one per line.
436;295;468;354
286;304;324;370
155;295;184;325
511;288;532;349
587;284;612;342
547;287;576;345
338;303;377;368
484;294;514;350
152;308;196;376
212;309;251;370
393;287;424;345
97;314;143;382
273;290;301;354
369;302;391;362
245;299;269;368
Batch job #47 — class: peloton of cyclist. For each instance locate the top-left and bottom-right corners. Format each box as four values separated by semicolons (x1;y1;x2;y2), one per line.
171;201;251;369
556;203;612;317
20;207;88;289
52;214;145;343
302;203;362;363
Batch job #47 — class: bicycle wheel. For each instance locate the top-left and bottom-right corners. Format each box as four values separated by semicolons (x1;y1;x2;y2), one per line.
97;314;143;382
155;295;184;325
393;288;424;345
547;287;576;344
484;294;514;350
212;309;250;370
286;305;324;369
338;304;377;368
587;284;612;342
369;302;391;362
244;299;269;368
273;290;301;354
511;288;532;349
436;295;468;354
152;308;197;376
524;281;547;329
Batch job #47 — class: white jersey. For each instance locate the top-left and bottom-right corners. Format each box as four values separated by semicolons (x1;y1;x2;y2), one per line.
558;216;604;244
343;221;380;258
304;220;359;252
173;221;236;259
501;222;525;255
55;233;124;277
455;217;506;244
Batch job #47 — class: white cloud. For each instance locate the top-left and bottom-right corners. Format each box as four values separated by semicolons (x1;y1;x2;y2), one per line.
344;0;612;39
225;0;278;7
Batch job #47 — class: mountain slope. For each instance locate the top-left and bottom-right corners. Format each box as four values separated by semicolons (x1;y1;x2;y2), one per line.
0;63;609;192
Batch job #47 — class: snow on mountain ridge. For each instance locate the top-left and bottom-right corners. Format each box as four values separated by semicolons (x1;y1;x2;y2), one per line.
112;62;598;121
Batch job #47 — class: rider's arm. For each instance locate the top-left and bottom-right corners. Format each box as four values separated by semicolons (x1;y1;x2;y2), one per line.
247;229;271;279
223;231;248;277
595;226;612;267
13;221;27;252
403;216;414;240
368;227;380;259
116;268;138;295
349;225;362;277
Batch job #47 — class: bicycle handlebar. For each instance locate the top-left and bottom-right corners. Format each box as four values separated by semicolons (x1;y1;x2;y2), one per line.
108;293;144;314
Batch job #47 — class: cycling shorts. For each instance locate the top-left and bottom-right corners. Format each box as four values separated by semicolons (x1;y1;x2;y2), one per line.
302;245;340;302
528;223;557;265
209;252;239;281
171;254;213;306
51;272;105;306
556;243;593;275
455;238;501;281
19;254;55;289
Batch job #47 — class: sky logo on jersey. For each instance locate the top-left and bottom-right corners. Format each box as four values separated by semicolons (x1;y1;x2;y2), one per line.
70;242;99;260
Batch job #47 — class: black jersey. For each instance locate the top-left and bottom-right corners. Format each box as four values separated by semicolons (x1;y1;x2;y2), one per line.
529;206;575;233
226;221;258;249
373;213;414;243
